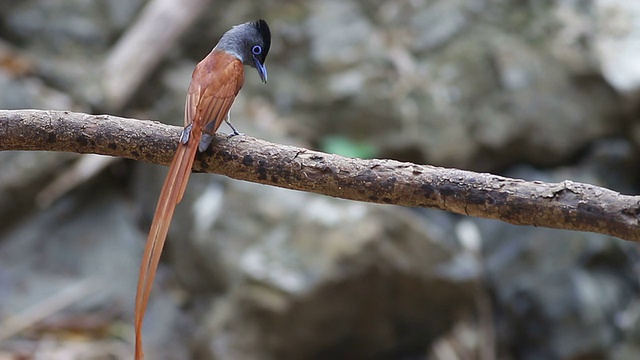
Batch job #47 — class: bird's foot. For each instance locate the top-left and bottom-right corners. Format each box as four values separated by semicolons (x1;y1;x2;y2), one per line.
180;123;193;144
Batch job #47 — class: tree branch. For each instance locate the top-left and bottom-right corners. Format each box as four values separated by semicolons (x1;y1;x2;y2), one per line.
1;109;639;241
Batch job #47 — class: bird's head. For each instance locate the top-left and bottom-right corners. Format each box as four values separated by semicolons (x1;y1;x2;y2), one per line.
218;19;271;83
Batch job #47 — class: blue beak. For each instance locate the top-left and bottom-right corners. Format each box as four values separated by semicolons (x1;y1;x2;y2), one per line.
253;56;268;83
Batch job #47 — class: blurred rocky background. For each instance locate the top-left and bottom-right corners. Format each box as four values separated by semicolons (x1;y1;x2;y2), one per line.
1;0;640;359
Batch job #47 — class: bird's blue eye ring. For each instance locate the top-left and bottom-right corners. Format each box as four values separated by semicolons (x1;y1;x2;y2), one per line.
252;45;262;55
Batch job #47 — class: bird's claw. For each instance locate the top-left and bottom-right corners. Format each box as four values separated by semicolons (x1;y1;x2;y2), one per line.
180;123;193;144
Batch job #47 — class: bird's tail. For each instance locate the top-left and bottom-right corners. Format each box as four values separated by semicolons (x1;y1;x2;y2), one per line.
134;134;199;359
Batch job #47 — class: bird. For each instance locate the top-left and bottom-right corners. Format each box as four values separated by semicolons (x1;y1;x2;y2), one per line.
134;19;271;359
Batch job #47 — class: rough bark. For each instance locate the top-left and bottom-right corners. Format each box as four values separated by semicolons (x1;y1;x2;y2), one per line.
1;109;639;241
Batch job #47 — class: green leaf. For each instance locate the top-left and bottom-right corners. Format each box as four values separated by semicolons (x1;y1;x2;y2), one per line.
320;135;378;159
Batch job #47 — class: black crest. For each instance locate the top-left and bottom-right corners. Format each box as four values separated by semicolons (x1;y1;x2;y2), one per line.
252;19;271;60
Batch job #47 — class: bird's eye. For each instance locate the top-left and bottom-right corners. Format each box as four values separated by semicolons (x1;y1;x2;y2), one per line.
251;45;262;55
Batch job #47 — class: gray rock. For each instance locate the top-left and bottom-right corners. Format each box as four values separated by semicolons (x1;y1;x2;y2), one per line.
262;1;622;169
167;180;475;359
0;0;145;105
594;0;640;93
0;188;155;358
